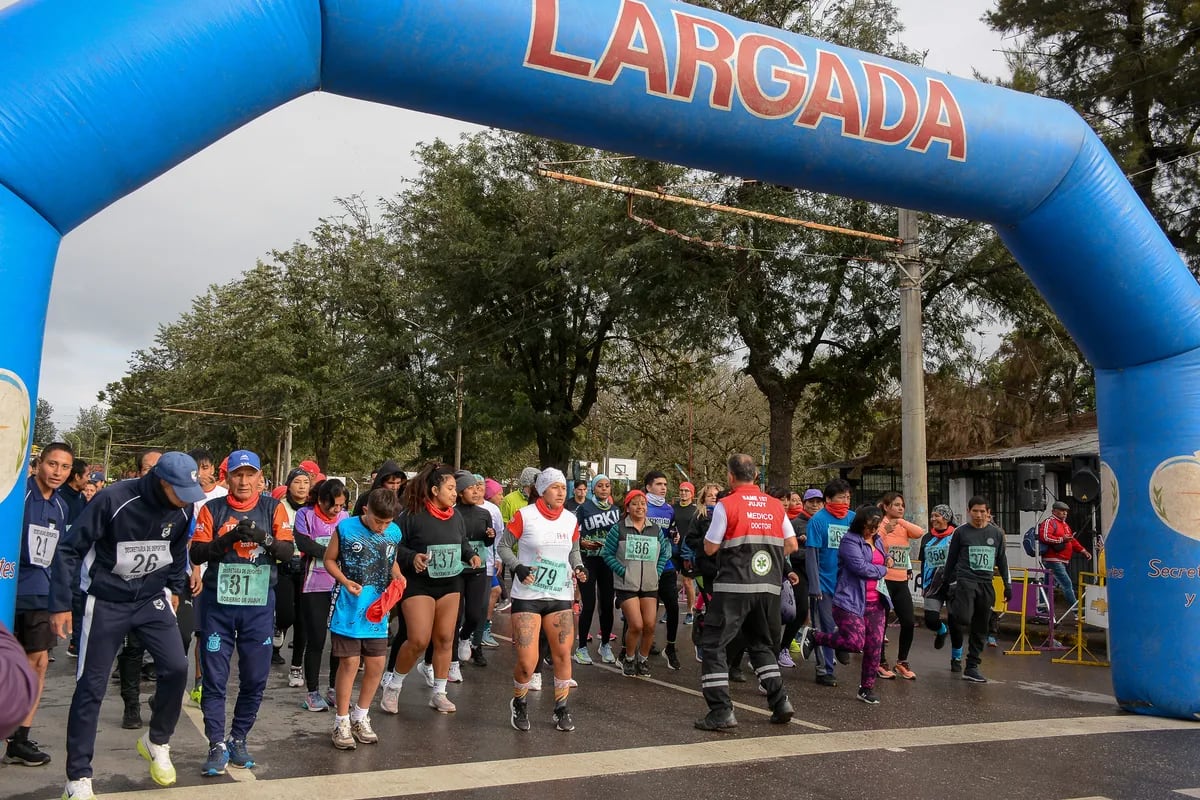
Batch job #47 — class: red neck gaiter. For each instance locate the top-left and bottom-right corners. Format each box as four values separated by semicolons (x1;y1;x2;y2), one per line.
826;502;850;519
424;500;454;521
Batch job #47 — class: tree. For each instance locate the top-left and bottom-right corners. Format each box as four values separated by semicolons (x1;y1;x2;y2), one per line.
33;397;56;447
60;405;110;466
987;0;1200;265
384;131;720;470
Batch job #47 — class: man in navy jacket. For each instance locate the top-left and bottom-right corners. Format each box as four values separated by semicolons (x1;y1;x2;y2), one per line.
49;452;205;800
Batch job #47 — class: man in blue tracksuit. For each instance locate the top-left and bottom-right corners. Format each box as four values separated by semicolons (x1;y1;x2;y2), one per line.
805;478;855;687
49;452;205;800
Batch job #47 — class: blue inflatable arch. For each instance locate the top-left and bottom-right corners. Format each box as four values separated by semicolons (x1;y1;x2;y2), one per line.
1;0;1197;719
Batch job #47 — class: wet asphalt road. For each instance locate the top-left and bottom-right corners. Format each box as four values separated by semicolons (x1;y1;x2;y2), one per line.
5;611;1199;800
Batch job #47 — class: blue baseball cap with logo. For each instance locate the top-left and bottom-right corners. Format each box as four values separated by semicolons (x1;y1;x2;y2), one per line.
226;450;261;474
152;451;206;504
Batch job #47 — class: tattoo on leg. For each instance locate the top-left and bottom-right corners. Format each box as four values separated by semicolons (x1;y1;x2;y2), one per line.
513;614;539;649
552;610;573;645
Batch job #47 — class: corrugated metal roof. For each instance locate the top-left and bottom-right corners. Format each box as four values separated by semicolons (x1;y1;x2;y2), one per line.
949;428;1099;462
809;426;1100;471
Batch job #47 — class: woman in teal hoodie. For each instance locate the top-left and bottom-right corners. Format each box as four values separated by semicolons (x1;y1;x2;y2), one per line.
602;490;672;678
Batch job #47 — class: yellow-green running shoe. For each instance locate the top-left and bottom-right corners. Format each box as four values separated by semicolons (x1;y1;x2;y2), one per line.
137;733;177;787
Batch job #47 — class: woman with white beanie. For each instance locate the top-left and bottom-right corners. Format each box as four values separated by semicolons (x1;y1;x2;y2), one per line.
497;468;588;732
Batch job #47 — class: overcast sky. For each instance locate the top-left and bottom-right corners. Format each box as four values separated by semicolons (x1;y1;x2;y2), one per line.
7;0;1010;431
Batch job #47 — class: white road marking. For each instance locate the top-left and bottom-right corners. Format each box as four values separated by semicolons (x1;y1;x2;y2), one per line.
494;632;831;731
1173;790;1200;797
91;714;1194;800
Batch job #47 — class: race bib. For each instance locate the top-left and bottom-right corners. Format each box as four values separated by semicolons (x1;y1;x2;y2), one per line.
26;524;58;569
426;543;464;579
468;540;488;561
925;548;947;568
968;545;996;572
114;541;171;581
888;546;912;570
530;557;570;594
217;562;270;606
625;533;658;563
827;524;847;549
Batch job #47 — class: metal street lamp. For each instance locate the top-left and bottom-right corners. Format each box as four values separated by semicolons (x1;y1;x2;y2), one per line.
101;422;112;480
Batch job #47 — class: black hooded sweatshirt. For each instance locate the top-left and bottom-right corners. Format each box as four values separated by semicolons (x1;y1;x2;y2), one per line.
352;459;405;518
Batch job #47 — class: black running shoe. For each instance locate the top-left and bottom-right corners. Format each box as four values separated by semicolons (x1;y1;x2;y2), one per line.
622;657;637;677
510;697;530;732
554;705;575;732
636;659;651;678
769;698;794;724
694;709;738;732
3;737;51;766
962;667;988;683
950;658;963;673
649;643;660;656
835;649;851;665
122;704;143;730
797;626;814;661
471;647;488;667
664;644;680;671
857;687;880;705
815;673;838;687
728;668;747;683
934;626;948;650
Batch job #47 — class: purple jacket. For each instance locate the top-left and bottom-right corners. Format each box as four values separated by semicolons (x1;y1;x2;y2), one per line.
0;621;37;739
832;533;891;616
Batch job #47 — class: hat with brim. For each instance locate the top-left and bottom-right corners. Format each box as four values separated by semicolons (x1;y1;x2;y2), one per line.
153;452;206;505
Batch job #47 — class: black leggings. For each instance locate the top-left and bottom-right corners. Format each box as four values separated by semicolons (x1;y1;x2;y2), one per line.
299;591;337;692
658;569;679;644
578;555;614;647
780;569;810;651
882;579;916;664
457;571;489;644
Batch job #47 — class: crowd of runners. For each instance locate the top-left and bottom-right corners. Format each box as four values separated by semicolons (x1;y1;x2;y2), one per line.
2;443;1058;800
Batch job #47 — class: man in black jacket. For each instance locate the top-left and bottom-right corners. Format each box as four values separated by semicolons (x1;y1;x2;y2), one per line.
49;452;205;800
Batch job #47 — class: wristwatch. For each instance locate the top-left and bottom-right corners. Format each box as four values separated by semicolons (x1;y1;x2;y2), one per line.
262;534;275;547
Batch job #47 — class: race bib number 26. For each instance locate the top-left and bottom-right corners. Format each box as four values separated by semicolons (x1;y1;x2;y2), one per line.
114;541;172;581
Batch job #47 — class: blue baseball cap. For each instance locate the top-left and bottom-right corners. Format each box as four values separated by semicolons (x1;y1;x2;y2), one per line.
803;489;824;501
152;452;206;504
226;450;261;474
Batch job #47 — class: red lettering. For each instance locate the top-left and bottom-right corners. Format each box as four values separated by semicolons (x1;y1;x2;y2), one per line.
594;0;670;95
862;62;919;144
737;34;807;119
525;0;594;78
909;78;967;161
794;50;862;137
671;11;736;109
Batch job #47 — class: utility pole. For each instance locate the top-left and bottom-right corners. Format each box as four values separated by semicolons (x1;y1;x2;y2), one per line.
897;209;928;529
282;422;293;480
101;423;112;480
454;368;463;470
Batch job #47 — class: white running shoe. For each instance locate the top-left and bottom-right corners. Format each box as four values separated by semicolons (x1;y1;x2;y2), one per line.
529;672;543;692
429;692;457;713
63;778;95;800
417;662;436;688
137;733;177;787
332;718;356;750
599;643;616;664
288;667;303;688
457;639;473;662
379;677;401;715
448;662;463;683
